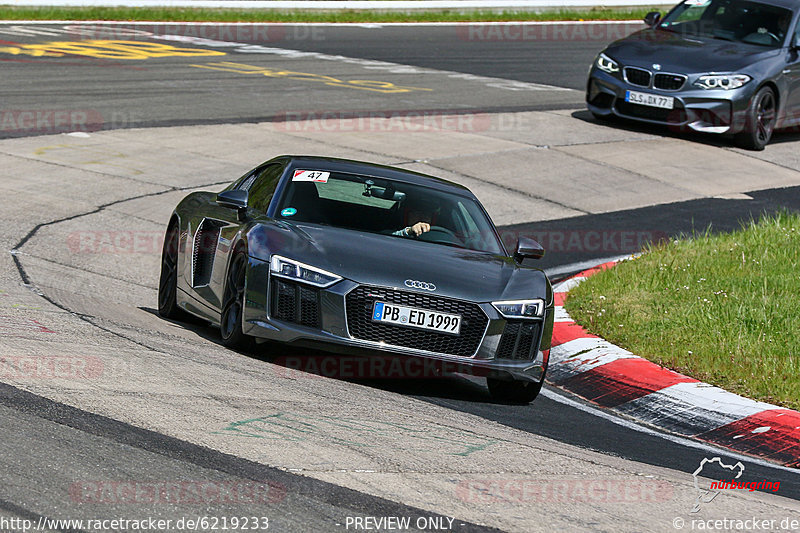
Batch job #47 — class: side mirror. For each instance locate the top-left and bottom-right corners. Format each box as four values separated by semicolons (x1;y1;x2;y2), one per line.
793;34;800;50
644;11;661;27
216;189;248;221
514;237;545;262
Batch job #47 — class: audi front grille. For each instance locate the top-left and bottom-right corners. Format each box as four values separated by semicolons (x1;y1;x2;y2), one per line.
345;285;488;357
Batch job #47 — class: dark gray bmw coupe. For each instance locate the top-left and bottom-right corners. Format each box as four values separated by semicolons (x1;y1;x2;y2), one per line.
158;156;554;403
587;0;800;149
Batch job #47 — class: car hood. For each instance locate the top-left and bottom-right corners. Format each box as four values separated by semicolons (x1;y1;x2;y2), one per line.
605;29;780;73
249;222;548;303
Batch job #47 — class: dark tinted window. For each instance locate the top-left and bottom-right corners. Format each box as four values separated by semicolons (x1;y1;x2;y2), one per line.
275;170;504;254
248;164;284;213
660;0;792;47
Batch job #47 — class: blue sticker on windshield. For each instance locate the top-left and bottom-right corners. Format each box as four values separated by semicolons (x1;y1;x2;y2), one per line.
281;207;297;217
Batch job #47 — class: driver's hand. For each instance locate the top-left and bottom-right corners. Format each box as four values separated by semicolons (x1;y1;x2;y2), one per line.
409;222;431;236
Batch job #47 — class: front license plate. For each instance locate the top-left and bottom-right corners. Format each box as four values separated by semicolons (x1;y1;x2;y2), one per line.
625;90;674;109
372;302;461;335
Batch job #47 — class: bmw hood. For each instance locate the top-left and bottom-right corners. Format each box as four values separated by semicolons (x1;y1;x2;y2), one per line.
605;29;780;74
249;222;548;303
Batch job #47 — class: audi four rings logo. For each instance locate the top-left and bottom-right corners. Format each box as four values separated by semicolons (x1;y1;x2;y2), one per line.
405;279;436;291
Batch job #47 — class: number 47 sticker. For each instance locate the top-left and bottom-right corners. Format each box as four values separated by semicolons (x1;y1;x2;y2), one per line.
293;170;330;183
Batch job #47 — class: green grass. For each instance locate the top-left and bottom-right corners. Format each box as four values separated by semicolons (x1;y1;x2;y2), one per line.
565;212;800;410
0;6;657;23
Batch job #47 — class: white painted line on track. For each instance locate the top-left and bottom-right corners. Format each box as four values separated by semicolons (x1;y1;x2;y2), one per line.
541;387;800;475
628;381;780;421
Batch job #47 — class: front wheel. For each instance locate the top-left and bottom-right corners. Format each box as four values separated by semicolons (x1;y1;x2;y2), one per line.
220;251;254;350
487;377;544;404
735;86;777;151
158;222;189;320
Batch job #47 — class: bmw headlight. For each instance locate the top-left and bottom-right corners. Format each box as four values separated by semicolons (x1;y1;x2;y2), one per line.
492;299;545;319
596;53;620;74
694;74;751;90
270;255;342;288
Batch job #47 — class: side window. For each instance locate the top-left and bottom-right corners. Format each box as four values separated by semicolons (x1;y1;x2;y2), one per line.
237;170;259;191
248;164;284;213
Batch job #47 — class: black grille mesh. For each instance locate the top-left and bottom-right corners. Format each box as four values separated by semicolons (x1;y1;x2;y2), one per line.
192;221;220;287
345;285;488;357
496;320;541;361
654;73;686;91
624;67;651;87
270;278;321;329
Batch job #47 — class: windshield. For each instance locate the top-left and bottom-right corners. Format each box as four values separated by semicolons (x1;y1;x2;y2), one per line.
275;169;505;254
658;0;793;47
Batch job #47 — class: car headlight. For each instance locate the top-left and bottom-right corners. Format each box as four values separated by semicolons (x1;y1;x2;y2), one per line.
492;299;545;319
596;53;620;74
693;74;751;90
270;255;342;288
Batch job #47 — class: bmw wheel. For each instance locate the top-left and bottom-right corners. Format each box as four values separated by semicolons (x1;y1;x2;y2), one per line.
736;86;776;151
220;250;254;350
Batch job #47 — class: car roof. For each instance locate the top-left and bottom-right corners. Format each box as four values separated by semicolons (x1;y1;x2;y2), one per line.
279;155;476;197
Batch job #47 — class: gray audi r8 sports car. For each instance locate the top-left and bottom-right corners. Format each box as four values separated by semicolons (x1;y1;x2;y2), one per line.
158;156;554;403
587;0;800;149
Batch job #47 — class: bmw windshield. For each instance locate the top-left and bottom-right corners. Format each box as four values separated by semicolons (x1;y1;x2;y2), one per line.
658;0;793;47
275;170;505;255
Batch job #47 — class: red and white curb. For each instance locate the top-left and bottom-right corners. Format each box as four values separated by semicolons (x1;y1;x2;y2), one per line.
549;260;800;469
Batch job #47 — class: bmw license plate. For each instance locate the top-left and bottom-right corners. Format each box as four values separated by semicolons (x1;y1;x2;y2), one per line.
372;302;461;335
625;90;674;109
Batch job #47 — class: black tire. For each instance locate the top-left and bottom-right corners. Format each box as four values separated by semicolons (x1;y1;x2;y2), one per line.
735;86;777;151
590;110;614;122
158;222;189;320
220;250;254;350
487;377;544;404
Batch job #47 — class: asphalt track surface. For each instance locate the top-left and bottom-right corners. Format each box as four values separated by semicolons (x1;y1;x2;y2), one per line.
2;21;800;532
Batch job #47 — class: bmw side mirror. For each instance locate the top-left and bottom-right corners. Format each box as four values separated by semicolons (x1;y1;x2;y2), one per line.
644;11;661;27
514;237;545;262
216;189;248;221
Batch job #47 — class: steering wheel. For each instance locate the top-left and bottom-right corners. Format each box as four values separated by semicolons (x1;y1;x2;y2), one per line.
418;225;463;246
743;30;780;44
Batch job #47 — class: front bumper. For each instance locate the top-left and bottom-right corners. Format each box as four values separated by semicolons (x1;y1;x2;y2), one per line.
587;67;755;134
243;256;553;383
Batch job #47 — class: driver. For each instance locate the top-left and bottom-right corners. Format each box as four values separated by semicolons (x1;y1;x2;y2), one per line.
393;198;436;238
395;214;431;237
